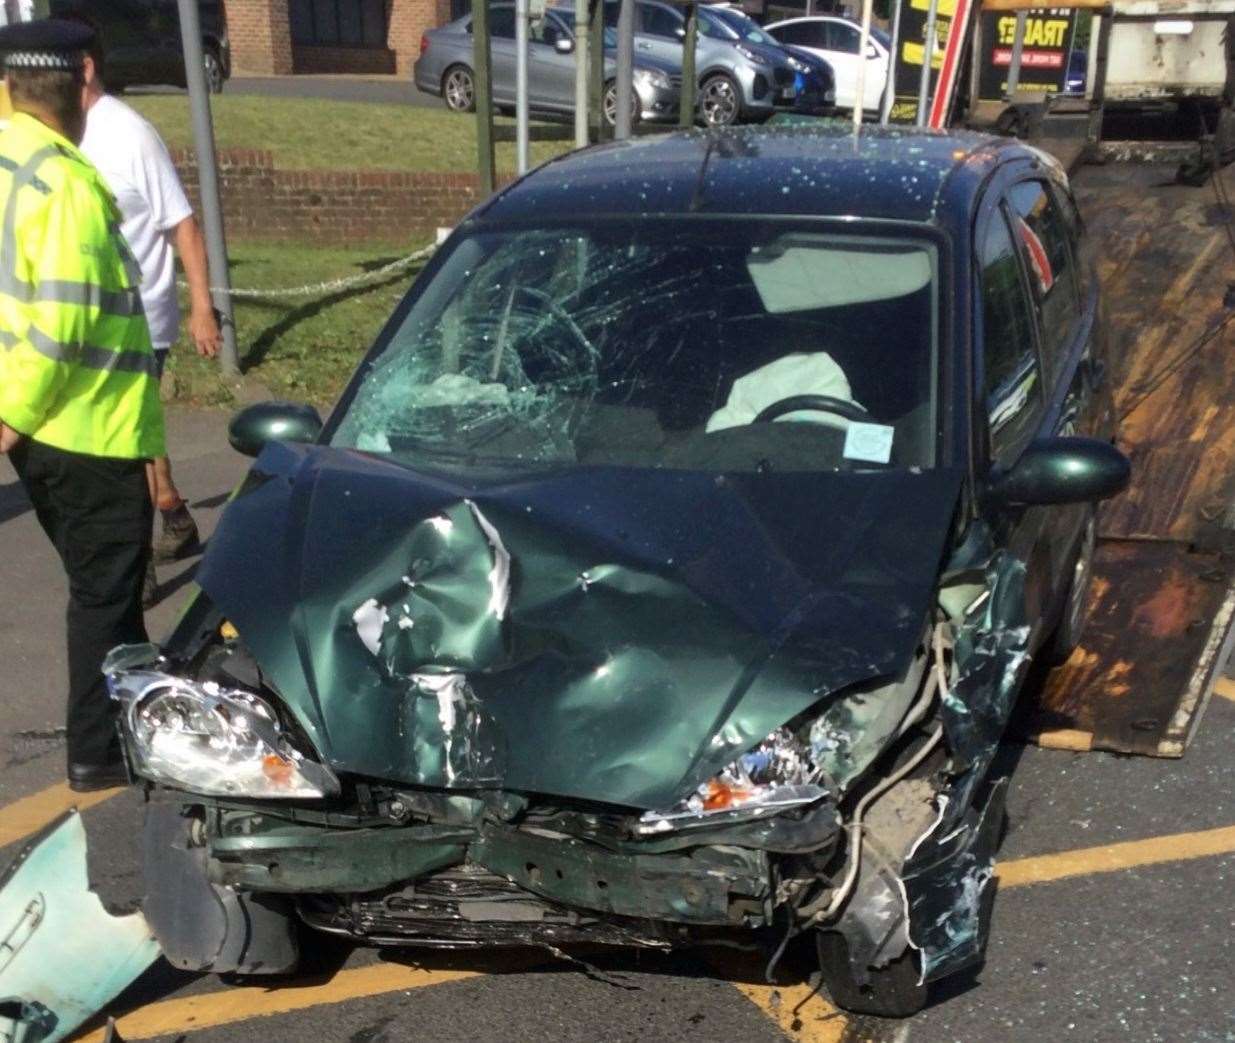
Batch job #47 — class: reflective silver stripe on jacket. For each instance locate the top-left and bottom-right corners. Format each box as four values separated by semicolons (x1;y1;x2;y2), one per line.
26;325;159;378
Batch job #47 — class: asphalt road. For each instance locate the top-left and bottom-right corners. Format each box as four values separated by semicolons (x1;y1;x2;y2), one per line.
1;407;1233;1043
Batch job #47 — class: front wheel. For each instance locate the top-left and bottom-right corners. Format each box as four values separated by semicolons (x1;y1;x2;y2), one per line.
203;48;225;94
602;80;640;128
699;73;741;127
443;64;476;113
815;931;928;1018
1044;512;1097;666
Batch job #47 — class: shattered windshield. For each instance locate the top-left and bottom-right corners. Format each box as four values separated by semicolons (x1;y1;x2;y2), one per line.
333;221;938;472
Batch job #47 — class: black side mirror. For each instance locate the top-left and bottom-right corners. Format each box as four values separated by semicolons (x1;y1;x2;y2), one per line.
554;36;574;53
228;401;323;458
987;436;1130;507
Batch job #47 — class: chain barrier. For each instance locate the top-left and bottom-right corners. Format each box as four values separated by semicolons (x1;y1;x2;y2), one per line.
180;243;436;301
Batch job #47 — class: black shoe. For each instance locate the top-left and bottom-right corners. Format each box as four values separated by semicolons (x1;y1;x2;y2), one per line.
68;760;130;792
154;502;201;563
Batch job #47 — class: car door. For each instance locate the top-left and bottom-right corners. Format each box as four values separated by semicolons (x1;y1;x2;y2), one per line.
527;11;576;111
820;18;863;108
1005;176;1108;586
635;1;685;66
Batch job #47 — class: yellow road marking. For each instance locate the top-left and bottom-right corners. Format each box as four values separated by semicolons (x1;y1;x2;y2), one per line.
0;782;123;847
997;822;1235;889
1211;675;1235;703
730;979;849;1043
75;963;484;1042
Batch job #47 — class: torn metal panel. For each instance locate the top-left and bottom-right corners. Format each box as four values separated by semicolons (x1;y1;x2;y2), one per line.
195;440;964;809
0;811;159;1043
142;802;299;974
903;778;1008;982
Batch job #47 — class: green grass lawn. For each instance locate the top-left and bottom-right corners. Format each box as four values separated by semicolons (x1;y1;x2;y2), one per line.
166;242;427;409
129;95;572;173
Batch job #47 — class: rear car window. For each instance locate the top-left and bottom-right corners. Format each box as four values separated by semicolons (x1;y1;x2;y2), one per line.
981;209;1043;464
1008;180;1080;378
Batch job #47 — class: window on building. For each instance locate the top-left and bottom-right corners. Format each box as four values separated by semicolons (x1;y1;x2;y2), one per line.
290;0;389;47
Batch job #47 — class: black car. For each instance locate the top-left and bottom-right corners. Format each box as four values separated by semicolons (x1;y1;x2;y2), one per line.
109;124;1127;1016
50;0;230;93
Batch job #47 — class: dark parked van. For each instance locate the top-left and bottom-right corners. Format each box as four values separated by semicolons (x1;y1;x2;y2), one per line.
50;0;231;93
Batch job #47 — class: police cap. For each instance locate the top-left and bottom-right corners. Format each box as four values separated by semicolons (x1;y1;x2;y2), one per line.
0;18;95;73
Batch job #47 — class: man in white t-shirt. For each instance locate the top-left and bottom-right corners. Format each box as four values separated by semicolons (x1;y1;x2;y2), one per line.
78;36;221;605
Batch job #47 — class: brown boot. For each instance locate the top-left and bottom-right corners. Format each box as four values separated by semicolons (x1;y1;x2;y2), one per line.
154;501;201;563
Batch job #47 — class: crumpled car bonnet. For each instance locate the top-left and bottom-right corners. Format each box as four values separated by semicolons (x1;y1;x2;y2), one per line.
196;442;964;808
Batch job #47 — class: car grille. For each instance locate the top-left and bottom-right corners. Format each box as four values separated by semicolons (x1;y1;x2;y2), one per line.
668;75;683;88
773;66;794;88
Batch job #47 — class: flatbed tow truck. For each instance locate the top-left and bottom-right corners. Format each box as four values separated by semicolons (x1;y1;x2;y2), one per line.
966;0;1235;758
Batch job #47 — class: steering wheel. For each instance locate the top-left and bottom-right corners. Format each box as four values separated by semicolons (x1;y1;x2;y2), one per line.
511;285;597;360
753;394;873;425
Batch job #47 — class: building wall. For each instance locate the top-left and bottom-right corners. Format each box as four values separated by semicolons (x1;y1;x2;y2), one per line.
229;0;294;75
172;147;509;245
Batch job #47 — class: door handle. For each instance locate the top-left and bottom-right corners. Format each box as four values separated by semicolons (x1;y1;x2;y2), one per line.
636;41;651;50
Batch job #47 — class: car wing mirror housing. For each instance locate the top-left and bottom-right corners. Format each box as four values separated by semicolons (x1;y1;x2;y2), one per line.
555;36;574;53
229;401;324;457
987;436;1131;507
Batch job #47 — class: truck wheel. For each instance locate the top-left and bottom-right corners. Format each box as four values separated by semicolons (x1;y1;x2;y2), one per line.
815;931;928;1018
699;73;741;127
1044;512;1097;666
443;65;476;113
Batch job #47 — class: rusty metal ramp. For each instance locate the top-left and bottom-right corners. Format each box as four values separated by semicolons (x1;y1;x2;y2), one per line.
1022;160;1235;757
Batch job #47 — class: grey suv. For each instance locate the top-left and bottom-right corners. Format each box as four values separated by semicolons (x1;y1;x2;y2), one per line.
604;0;803;125
414;6;681;126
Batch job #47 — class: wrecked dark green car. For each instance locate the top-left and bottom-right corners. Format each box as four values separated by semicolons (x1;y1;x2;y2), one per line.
107;125;1129;1015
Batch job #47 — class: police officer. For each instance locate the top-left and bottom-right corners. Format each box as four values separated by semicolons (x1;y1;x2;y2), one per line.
0;19;165;792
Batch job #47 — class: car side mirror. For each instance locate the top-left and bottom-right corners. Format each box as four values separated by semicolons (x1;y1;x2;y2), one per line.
987;436;1130;507
228;401;323;457
554;36;574;53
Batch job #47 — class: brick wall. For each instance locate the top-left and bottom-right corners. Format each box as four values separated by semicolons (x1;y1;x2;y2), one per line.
172;148;508;245
387;0;453;76
228;0;294;75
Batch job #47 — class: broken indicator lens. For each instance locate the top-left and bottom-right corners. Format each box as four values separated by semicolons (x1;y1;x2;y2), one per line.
107;670;339;799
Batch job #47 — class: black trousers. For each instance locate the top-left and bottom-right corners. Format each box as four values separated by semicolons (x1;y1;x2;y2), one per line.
10;439;152;767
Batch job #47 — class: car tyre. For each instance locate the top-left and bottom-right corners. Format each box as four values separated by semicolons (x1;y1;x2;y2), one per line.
443;64;476;113
815;931;928;1018
602;80;640;128
1044;512;1097;666
203;47;225;94
699;73;742;127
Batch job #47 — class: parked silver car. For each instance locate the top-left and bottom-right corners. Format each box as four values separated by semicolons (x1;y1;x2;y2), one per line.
604;0;805;126
414;6;681;126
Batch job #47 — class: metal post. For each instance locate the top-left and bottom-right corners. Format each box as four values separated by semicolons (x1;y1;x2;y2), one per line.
853;0;873;129
916;0;940;127
515;0;530;171
679;3;697;128
614;0;634;138
880;0;903;124
473;0;496;193
574;0;590;146
590;0;606;141
967;8;982;117
175;0;238;377
1005;10;1027;97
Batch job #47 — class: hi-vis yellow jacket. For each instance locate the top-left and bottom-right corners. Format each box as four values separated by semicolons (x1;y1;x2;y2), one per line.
0;112;164;459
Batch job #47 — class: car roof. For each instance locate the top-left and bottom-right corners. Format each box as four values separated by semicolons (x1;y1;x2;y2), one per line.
478;122;1024;226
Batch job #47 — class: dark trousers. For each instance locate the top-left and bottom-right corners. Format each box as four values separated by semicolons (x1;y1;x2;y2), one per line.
10;439;153;766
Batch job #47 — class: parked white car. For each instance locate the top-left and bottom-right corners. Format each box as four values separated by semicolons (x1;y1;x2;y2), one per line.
764;16;890;112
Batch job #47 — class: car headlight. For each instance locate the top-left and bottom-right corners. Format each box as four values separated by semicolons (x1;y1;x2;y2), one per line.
633;67;672;90
736;44;769;66
787;56;808;73
635;726;830;835
105;646;338;799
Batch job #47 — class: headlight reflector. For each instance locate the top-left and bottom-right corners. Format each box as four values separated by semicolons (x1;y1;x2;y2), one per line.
736;43;769;66
636;726;829;834
107;656;338;799
633;67;672;90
